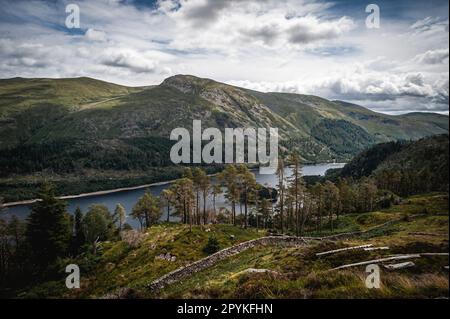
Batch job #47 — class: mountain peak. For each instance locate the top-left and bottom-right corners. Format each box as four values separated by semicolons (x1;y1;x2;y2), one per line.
161;74;217;93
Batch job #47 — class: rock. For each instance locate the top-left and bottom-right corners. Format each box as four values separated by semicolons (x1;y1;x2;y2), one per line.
242;268;281;276
156;252;177;262
101;288;141;299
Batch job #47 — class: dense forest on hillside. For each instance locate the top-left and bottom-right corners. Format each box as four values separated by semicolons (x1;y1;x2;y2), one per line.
335;134;449;195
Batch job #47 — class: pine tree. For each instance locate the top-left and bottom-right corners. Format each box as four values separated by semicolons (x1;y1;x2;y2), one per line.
276;158;286;233
26;183;71;268
73;207;85;254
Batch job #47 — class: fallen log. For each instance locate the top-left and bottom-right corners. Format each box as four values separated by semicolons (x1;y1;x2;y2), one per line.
316;244;373;256
384;261;415;270
331;254;421;271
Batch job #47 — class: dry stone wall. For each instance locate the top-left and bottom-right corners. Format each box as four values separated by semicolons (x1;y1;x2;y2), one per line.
147;236;306;291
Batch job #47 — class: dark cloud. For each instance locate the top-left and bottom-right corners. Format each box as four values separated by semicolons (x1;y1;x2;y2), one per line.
183;0;231;26
241;25;280;45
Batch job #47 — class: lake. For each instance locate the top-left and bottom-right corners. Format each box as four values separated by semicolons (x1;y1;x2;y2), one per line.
1;163;345;228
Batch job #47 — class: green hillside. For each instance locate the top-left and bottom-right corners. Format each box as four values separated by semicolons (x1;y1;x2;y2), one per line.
0;75;448;201
340;135;449;178
0;77;144;149
17;193;448;299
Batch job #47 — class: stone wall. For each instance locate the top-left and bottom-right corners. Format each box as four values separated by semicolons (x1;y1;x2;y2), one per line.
147;236;306;292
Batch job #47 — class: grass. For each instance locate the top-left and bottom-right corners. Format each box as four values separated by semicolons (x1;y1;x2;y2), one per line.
20;193;449;299
160;193;449;299
61;224;261;298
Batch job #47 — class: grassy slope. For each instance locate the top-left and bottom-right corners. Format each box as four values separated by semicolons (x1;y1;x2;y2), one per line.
21;224;262;298
0;77;144;148
161;193;449;299
22;193;448;299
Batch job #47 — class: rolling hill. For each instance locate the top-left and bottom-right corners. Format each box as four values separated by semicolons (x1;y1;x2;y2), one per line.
0;75;448;200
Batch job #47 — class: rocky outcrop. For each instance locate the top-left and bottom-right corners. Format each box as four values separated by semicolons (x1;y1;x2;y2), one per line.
147;236;306;292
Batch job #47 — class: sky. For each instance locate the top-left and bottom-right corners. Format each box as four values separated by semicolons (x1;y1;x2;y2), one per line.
0;0;448;114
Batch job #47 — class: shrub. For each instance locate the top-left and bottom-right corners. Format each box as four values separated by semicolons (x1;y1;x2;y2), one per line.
203;237;221;255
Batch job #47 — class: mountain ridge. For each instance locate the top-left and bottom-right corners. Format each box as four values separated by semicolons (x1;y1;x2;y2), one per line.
0;74;448;169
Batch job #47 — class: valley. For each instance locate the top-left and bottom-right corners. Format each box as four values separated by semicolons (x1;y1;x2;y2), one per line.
0;75;448;202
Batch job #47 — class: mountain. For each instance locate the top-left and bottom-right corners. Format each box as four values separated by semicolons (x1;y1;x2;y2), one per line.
0;75;448;161
0;74;448;180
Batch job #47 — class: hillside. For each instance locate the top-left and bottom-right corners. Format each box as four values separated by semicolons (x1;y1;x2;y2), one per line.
19;193;448;299
338;135;449;193
0;75;448;201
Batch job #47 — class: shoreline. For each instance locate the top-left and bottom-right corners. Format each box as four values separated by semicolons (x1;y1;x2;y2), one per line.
2;162;346;208
2;178;180;208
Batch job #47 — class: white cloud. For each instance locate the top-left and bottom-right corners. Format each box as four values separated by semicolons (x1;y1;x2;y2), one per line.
159;0;355;52
85;28;107;42
287;16;355;44
229;63;449;112
0;0;448;114
414;48;449;64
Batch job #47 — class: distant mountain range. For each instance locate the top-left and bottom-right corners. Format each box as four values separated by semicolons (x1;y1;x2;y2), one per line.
0;75;448;174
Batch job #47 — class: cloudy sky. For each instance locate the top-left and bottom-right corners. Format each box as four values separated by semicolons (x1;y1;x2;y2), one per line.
0;0;448;114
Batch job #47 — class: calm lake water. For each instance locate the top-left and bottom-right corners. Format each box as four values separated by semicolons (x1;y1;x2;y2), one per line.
2;163;345;228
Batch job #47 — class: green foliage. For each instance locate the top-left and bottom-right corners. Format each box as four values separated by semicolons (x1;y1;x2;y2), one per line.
203;237;221;255
340;135;449;196
72;207;85;254
311;119;376;156
341;140;405;178
132;191;162;229
83;204;116;253
26;183;72;268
